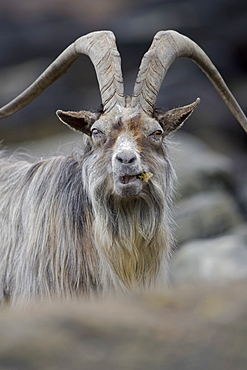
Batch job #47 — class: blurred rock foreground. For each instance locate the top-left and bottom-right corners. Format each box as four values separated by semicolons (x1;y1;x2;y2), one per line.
1;283;247;369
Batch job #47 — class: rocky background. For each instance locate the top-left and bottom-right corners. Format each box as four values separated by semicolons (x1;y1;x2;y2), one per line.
0;0;247;367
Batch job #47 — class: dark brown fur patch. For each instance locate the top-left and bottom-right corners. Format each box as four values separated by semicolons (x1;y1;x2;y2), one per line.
112;119;123;131
127;114;142;134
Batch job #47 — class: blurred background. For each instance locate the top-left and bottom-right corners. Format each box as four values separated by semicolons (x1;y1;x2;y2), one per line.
0;0;247;284
1;2;247;368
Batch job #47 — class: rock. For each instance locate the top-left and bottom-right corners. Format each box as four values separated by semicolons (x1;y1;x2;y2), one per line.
171;132;234;200
236;171;247;215
174;190;244;244
169;132;245;243
171;226;247;285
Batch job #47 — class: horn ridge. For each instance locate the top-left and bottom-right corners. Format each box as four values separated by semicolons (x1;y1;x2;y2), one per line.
131;30;247;133
0;30;125;119
75;31;125;112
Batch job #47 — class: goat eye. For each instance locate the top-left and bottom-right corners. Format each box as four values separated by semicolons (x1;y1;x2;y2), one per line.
91;128;103;136
151;130;163;137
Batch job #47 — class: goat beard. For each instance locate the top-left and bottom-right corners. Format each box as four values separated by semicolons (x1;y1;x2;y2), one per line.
87;170;173;292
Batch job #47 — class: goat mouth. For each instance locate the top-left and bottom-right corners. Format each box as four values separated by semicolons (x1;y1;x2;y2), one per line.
120;172;153;185
120;175;139;185
116;173;152;198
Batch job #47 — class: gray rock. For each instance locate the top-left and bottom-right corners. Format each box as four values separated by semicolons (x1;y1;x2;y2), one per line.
171;227;247;285
237;172;247;215
174;190;244;244
169;132;245;243
171;132;234;200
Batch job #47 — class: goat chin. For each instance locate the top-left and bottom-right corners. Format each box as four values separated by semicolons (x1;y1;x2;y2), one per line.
113;177;143;198
89;156;174;294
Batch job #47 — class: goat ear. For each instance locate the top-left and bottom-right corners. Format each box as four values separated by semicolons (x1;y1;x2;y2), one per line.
56;110;100;136
154;98;200;135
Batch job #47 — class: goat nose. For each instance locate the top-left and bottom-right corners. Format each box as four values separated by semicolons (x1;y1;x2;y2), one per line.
116;151;137;165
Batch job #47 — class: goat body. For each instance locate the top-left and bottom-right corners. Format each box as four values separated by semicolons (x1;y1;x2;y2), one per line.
0;112;173;304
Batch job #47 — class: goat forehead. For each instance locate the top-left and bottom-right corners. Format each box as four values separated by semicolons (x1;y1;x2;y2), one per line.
99;106;158;134
120;108;158;132
113;115;148;151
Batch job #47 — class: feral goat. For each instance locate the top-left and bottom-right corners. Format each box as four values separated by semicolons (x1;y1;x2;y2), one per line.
0;31;246;305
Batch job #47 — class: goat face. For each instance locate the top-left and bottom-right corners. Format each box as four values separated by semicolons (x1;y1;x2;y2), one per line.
56;100;199;199
109;109;164;198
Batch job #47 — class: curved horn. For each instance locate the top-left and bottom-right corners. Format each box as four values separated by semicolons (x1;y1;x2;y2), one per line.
131;30;247;133
0;31;125;118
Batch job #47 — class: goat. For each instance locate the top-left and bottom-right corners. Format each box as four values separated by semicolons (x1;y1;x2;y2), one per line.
0;30;246;305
